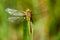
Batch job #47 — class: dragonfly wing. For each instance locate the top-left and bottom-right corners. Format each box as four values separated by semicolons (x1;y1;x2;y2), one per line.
8;17;25;23
5;8;17;15
13;12;26;16
5;8;26;16
8;17;19;23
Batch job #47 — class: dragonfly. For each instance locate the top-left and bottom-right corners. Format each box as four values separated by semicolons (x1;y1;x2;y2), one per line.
5;8;31;23
6;8;33;35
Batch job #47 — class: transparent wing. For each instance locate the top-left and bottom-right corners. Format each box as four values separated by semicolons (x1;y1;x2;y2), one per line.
5;8;26;16
8;17;25;23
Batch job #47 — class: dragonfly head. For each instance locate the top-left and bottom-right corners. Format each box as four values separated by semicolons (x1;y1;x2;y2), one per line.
25;9;31;21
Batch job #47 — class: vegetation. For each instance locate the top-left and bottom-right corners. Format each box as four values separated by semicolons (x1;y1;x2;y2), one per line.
0;0;60;40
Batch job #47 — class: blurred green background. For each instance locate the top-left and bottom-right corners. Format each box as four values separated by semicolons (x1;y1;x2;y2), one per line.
0;0;60;40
